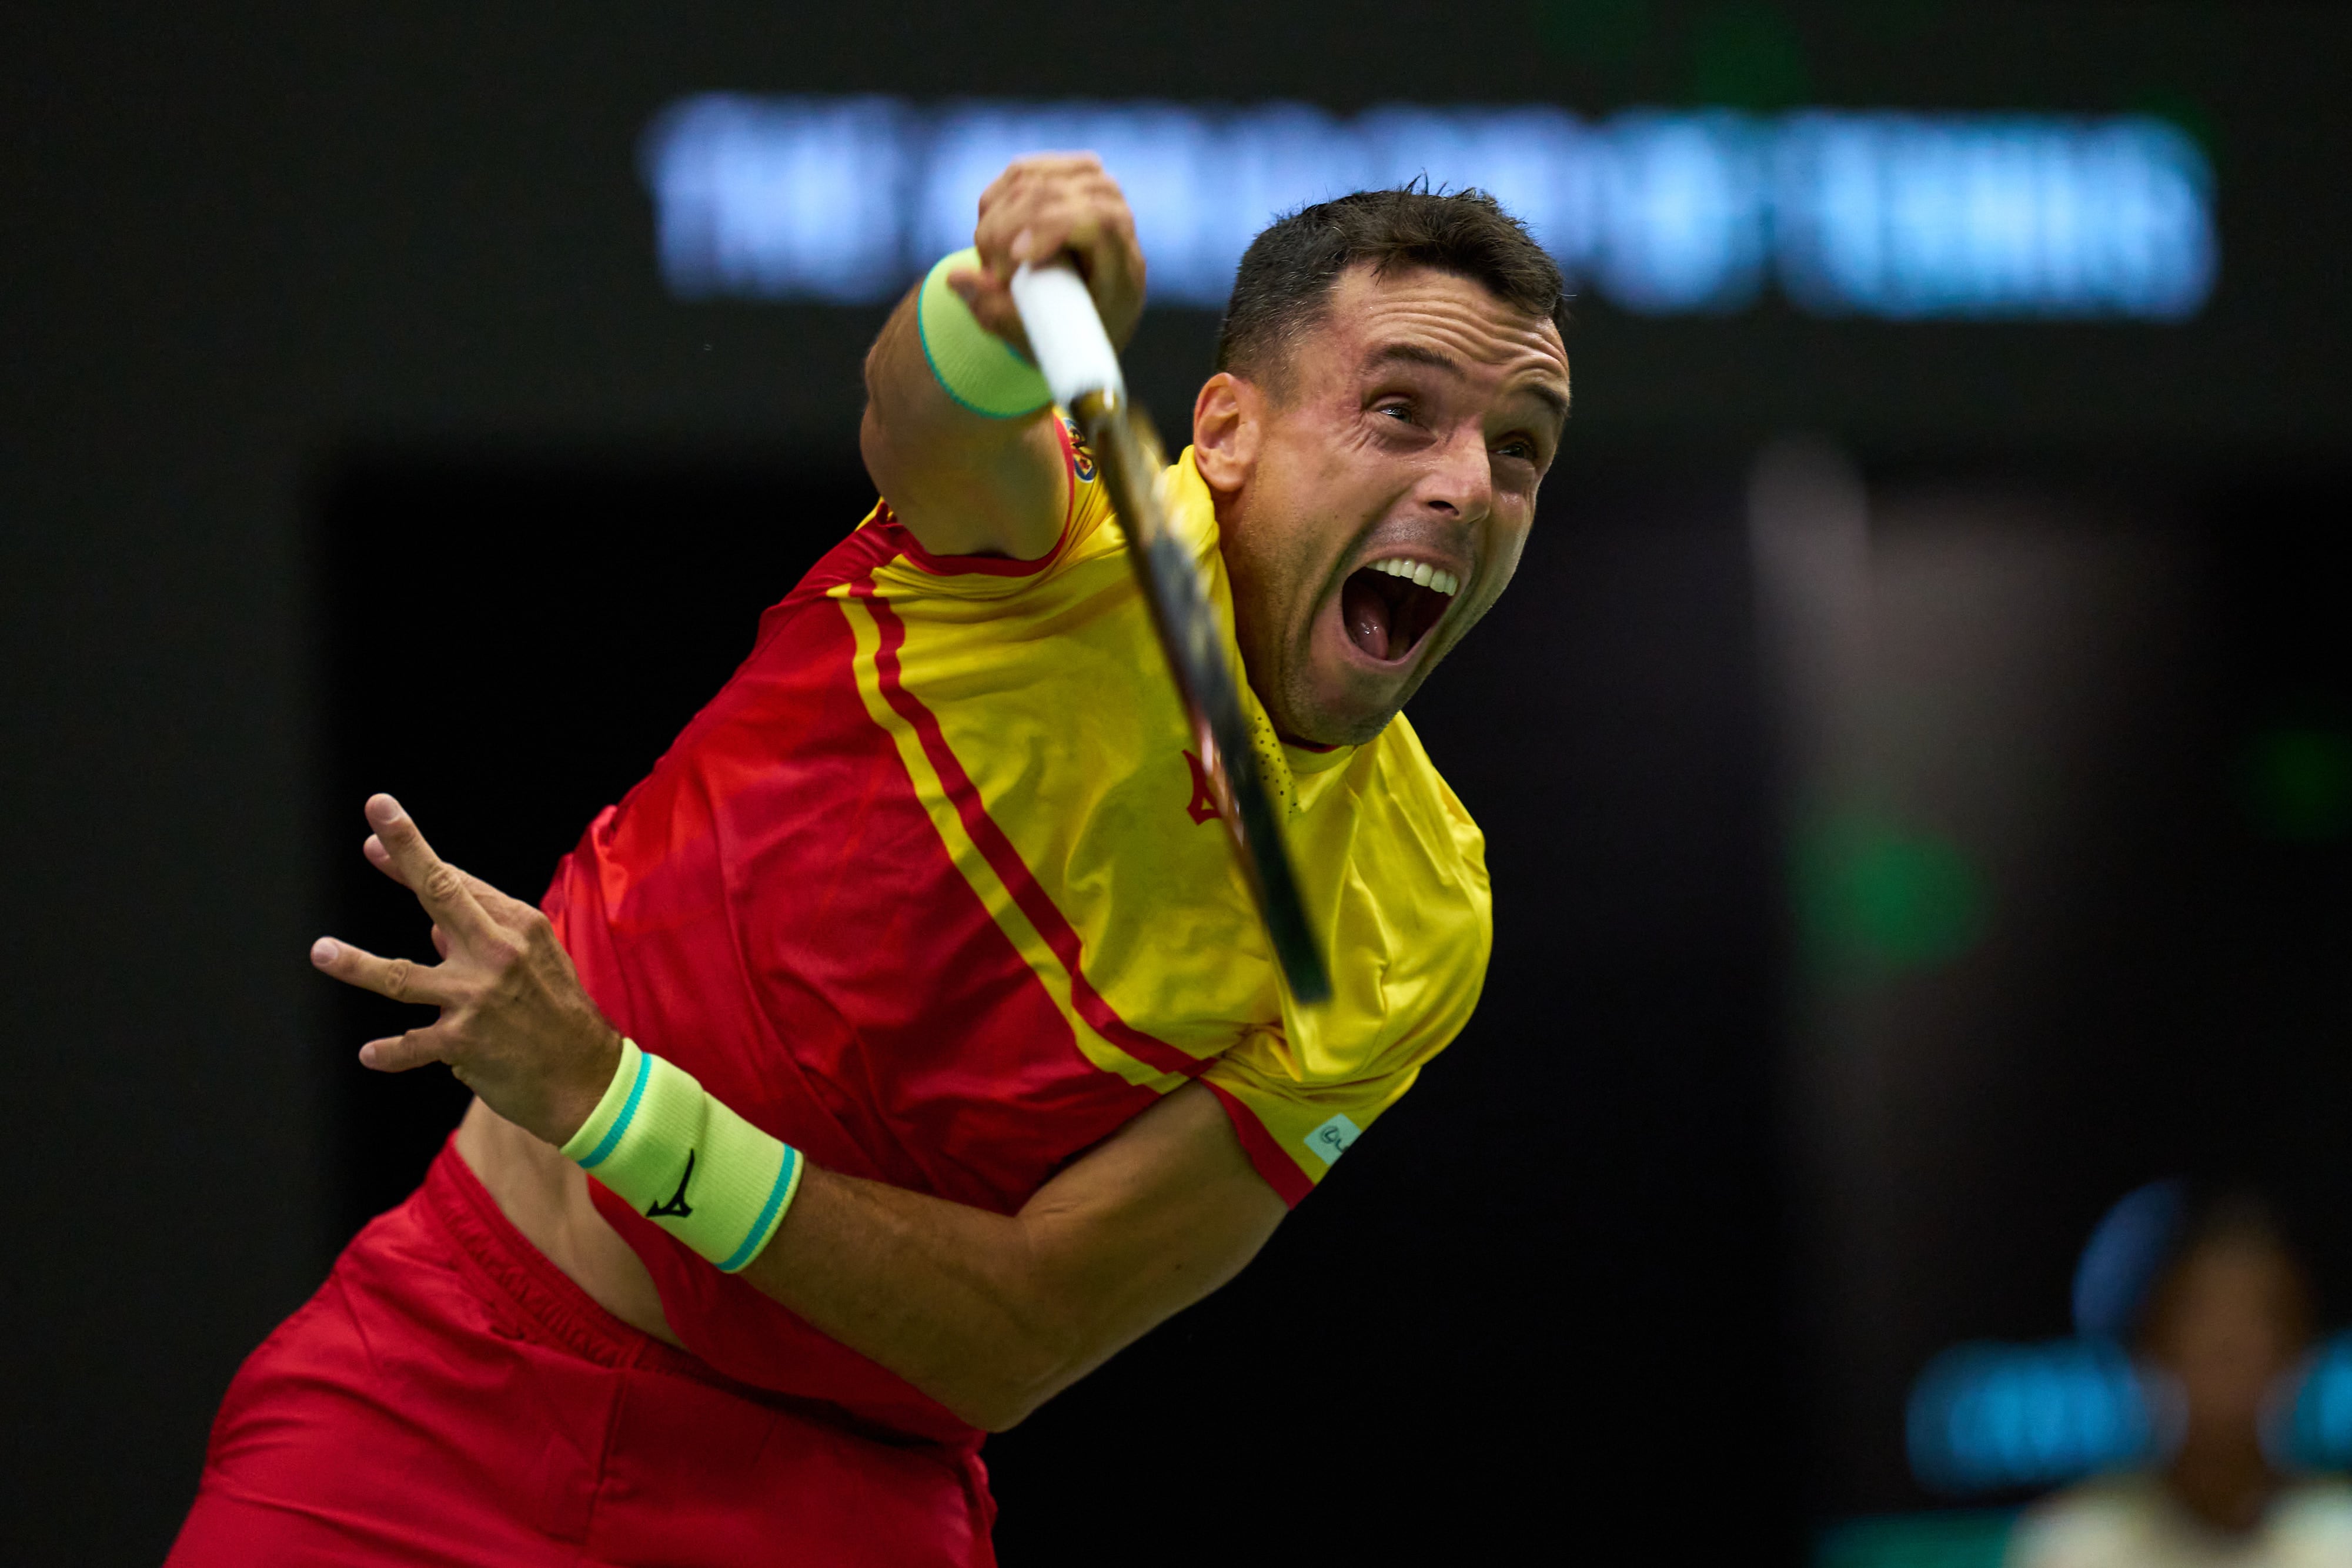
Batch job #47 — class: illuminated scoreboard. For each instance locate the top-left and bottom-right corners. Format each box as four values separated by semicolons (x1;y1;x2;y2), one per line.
642;95;2217;322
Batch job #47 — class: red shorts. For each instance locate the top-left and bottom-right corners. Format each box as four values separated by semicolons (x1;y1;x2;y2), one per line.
168;1139;995;1566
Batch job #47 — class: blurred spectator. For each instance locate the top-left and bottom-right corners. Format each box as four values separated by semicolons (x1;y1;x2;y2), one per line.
2009;1191;2352;1566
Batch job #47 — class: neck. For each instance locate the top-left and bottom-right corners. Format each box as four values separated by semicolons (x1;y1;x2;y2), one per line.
2165;1437;2280;1534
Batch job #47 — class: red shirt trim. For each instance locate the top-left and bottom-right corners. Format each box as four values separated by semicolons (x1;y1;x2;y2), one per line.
1202;1080;1315;1207
849;569;1208;1083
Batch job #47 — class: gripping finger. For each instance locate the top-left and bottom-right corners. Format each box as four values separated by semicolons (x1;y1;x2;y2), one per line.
950;269;1030;355
973;161;1109;270
975;153;1105;231
310;935;458;1008
363;794;493;940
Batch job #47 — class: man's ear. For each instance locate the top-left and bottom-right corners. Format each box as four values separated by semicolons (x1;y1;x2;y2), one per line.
1190;371;1260;495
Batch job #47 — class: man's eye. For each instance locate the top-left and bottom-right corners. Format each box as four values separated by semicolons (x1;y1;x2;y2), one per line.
1375;400;1414;422
1495;437;1535;461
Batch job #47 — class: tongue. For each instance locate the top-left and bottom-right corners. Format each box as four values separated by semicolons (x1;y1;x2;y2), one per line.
1342;573;1392;660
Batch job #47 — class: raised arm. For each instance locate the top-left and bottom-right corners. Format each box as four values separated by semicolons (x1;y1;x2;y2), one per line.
860;153;1146;562
313;796;1282;1432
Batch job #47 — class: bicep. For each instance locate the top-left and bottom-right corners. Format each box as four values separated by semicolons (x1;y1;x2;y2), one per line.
860;295;1070;561
1020;1082;1289;1382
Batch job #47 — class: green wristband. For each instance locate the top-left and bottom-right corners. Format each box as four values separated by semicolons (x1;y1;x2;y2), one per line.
560;1039;804;1273
917;248;1054;418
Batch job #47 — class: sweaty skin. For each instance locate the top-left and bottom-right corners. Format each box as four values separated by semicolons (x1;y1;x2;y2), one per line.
322;153;1568;1434
1193;264;1569;745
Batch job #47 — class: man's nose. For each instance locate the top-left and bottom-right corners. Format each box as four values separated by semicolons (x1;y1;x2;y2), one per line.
1418;423;1494;523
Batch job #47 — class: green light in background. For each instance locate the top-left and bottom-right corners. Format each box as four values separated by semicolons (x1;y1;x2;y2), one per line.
2244;727;2352;841
1690;1;1811;111
1796;812;1989;975
1815;1510;2016;1568
1527;0;1652;69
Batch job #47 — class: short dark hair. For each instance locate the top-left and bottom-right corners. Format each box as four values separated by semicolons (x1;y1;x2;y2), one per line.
1214;183;1570;393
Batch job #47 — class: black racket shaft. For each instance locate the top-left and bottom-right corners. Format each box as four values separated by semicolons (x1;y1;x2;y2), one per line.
1071;390;1332;1005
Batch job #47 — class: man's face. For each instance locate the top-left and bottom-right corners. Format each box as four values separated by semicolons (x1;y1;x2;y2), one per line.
1196;263;1571;747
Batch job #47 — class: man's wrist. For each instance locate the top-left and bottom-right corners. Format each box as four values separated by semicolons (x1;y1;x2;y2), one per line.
918;248;1054;419
559;1039;804;1273
546;1025;626;1149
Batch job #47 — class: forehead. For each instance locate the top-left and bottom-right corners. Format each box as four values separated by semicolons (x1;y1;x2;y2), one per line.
1305;262;1569;385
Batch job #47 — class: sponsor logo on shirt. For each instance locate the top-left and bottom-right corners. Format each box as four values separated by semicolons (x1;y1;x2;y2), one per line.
1063;416;1097;483
1183;748;1221;825
1304;1114;1362;1166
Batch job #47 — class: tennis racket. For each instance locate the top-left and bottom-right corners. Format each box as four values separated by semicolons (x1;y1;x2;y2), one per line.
1010;260;1332;1005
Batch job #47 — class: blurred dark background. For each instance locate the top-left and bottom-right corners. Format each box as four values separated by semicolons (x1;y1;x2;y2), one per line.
7;4;2350;1564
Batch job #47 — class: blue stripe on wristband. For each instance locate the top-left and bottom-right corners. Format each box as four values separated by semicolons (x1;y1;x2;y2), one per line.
716;1144;801;1273
577;1051;653;1171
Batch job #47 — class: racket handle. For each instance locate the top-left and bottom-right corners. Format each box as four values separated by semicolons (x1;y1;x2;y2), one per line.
1010;260;1125;410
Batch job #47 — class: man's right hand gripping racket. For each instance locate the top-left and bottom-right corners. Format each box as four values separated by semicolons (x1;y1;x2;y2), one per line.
1010;260;1332;1006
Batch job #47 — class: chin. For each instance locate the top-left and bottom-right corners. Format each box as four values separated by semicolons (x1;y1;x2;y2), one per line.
1258;592;1443;746
1283;671;1408;748
1294;713;1394;748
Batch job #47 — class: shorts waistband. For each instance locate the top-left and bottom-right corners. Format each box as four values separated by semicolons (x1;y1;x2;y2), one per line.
419;1133;724;1385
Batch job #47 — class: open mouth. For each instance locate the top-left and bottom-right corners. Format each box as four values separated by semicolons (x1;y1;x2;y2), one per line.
1339;557;1461;664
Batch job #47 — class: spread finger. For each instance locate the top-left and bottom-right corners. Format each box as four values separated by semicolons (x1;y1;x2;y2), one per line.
358;1025;452;1074
363;794;493;940
310;936;457;1007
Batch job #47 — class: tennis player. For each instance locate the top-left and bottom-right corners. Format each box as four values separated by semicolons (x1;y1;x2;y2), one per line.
169;153;1571;1564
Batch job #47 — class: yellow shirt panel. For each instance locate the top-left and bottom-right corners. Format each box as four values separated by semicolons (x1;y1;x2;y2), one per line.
861;418;1491;1196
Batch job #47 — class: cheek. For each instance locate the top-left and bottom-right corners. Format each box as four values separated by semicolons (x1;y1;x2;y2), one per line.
1226;492;1323;630
1482;516;1534;599
1255;446;1354;567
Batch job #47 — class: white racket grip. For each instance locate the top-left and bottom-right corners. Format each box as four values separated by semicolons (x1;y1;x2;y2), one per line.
1010;260;1125;408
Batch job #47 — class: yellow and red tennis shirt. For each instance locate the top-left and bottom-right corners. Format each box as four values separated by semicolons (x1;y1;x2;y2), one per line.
542;418;1491;1442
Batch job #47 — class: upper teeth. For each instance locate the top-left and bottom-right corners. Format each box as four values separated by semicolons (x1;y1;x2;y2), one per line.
1368;557;1459;597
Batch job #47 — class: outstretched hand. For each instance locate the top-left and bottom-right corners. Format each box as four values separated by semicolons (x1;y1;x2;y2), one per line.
310;794;622;1148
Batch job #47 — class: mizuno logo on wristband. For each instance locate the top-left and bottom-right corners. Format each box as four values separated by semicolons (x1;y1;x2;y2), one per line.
646;1150;697;1219
564;1044;801;1272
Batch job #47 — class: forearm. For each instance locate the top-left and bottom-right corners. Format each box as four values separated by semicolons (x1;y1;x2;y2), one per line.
738;1085;1282;1431
741;1166;1066;1428
860;274;1065;560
